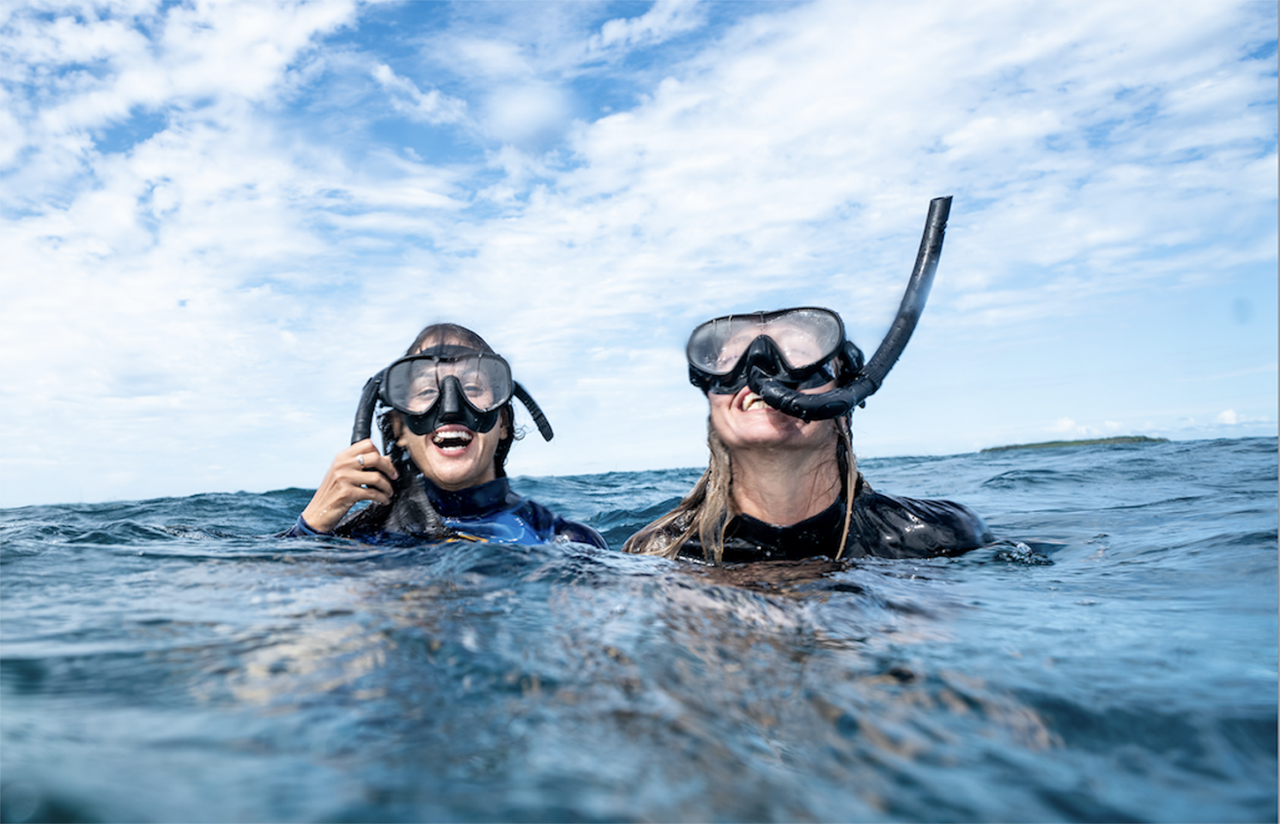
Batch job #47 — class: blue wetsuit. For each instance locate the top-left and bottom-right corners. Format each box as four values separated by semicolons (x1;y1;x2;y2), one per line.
287;476;606;548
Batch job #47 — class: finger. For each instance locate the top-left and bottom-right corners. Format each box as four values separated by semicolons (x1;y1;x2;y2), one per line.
354;469;395;499
355;483;392;505
348;441;397;479
346;439;376;457
364;451;399;480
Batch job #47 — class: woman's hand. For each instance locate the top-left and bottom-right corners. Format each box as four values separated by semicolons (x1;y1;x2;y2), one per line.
299;440;400;533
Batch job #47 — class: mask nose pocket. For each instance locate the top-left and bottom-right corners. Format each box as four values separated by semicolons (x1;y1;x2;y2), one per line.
436;376;466;424
742;336;785;377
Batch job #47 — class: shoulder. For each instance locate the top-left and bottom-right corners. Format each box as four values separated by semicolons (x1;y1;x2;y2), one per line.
849;489;993;558
509;495;609;549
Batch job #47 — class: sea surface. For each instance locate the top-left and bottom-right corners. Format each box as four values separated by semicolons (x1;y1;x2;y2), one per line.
2;437;1276;823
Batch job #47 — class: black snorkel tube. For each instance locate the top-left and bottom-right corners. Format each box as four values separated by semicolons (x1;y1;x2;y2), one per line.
351;371;386;445
753;195;952;422
350;372;555;445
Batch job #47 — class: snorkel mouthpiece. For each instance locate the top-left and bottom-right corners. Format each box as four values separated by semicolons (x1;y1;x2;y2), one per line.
749;195;952;421
753;375;858;421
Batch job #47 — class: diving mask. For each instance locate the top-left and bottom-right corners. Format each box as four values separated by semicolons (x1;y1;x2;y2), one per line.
382;345;512;436
350;345;555;445
686;307;864;395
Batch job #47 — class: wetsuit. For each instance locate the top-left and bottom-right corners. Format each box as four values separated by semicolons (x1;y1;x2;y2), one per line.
669;475;992;563
287;475;607;548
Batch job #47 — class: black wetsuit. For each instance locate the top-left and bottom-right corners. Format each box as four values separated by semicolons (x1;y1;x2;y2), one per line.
674;477;992;563
287;476;607;548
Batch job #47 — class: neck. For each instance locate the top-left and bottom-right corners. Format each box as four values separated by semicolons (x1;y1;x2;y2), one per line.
729;443;841;527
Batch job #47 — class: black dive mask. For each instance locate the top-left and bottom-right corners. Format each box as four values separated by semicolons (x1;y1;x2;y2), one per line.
685;196;953;422
382;345;510;436
349;345;554;445
687;307;864;396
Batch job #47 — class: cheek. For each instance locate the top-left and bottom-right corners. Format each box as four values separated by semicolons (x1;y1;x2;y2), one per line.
707;394;732;422
706;398;736;443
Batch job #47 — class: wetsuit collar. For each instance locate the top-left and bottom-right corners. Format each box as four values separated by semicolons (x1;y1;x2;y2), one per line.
713;475;867;562
723;497;847;560
419;476;520;518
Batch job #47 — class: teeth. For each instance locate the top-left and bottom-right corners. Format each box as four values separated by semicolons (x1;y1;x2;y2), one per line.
743;392;768;411
432;431;473;448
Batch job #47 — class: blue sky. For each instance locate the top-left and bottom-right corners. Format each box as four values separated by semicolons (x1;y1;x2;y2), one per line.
1;0;1276;508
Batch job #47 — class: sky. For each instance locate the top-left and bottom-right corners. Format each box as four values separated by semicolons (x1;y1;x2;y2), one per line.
1;0;1276;509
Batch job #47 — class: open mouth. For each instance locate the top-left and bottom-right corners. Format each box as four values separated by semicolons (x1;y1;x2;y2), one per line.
739;389;770;412
431;429;474;452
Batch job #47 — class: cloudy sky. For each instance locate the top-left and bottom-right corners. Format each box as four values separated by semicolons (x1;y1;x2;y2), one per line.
1;0;1276;508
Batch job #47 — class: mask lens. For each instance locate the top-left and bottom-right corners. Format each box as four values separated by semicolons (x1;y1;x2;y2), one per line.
688;317;759;376
687;308;844;376
758;309;843;369
385;353;512;415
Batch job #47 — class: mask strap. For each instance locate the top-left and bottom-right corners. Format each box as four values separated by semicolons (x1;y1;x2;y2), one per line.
513;383;554;441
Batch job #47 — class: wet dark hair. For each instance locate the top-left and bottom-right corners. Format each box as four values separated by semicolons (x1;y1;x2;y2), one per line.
377;323;521;484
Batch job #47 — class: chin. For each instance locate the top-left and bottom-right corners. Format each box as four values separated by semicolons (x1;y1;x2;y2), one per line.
431;463;485;487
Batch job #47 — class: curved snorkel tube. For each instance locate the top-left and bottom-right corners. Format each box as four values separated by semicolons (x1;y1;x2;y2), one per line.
351;371;386;445
753;195;952;422
350;372;555;445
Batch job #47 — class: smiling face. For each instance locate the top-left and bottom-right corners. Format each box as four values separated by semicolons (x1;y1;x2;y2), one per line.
708;383;838;456
394;335;510;491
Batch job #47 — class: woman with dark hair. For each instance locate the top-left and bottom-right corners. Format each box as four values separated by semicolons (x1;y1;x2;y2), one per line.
623;307;991;563
287;323;606;548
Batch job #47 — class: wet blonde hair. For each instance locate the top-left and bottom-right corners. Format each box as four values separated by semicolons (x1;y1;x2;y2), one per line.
623;414;859;563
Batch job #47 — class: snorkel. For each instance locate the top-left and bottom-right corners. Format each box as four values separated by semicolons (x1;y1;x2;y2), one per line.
751;196;952;421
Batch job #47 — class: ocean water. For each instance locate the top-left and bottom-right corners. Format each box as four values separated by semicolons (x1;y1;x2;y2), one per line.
1;436;1275;823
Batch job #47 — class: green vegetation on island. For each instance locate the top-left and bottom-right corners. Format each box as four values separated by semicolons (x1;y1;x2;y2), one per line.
980;436;1169;453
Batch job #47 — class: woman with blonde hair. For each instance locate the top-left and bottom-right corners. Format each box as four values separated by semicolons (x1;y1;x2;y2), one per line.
625;198;990;563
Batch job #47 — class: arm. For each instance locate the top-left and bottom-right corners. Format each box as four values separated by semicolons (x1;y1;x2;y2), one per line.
851;491;993;558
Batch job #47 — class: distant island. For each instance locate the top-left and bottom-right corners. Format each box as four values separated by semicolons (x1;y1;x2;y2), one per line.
980;435;1169;453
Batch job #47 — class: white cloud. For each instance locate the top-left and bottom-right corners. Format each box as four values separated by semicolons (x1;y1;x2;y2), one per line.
483;81;572;145
450;36;532;78
1217;410;1239;425
592;0;703;51
371;63;467;124
1049;418;1078;434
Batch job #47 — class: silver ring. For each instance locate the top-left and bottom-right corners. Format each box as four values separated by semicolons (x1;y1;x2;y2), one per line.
357;454;365;468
